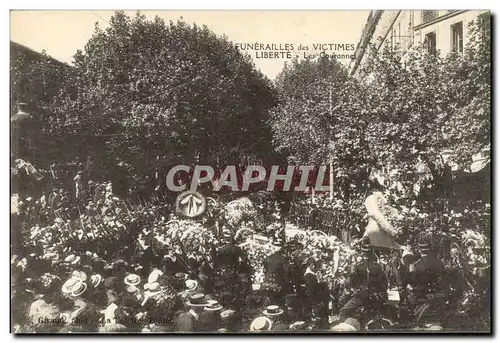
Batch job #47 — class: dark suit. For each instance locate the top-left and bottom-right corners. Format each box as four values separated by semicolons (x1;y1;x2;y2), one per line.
302;272;329;328
197;311;221;332
407;255;444;298
339;258;387;321
175;311;199;332
262;251;292;306
163;256;189;276
405;254;445;325
216;243;247;270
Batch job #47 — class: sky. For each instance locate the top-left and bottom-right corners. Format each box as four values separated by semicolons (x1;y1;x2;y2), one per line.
10;10;370;79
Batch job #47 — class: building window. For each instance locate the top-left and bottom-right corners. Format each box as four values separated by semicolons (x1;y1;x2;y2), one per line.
422;10;438;23
425;32;437;55
451;22;464;53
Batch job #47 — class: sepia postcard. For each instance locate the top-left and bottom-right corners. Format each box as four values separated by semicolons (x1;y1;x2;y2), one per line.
10;10;491;334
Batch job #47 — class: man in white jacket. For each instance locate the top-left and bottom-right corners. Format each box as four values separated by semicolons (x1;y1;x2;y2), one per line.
363;189;403;250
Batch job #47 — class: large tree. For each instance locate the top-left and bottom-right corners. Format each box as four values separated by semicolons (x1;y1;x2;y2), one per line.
360;18;491;202
270;56;371;194
48;11;277;180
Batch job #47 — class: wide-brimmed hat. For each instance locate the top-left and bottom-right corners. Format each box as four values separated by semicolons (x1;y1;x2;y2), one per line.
186;293;207;307
331;318;360;332
185;279;198;291
204;300;223;311
147;269;163;284
124;274;141;286
344;317;361;330
90;274;102;288
62;278;83;295
220;309;236;320
262;305;284;317
71;282;87;297
250;316;273;331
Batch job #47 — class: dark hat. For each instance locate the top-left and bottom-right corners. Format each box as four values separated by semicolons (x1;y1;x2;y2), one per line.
262;305;284;317
121;295;137;308
204;300;223;311
112;259;128;268
285;294;301;309
186;293;207;307
81;265;93;276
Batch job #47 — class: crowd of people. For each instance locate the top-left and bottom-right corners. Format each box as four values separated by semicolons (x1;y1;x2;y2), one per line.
10;160;490;333
12;212;481;334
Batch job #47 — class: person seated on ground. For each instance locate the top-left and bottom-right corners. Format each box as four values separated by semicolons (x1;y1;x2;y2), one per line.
339;241;388;323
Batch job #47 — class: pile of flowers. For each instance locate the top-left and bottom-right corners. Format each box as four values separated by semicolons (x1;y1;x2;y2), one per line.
156;219;218;256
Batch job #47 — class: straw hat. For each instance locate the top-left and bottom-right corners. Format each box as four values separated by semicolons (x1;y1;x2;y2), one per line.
262;305;284;317
71;282;87;297
124;274;141;286
62;278;84;295
185;279;198;291
186;293;207;307
250;316;273;331
331;317;360;332
204;300;223;311
90;274;102;288
220;309;236;320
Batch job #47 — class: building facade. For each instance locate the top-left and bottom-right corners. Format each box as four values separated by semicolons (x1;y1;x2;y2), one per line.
349;10;490;77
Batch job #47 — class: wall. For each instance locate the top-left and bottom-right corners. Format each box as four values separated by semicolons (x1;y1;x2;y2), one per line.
350;10;490;78
414;10;489;56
